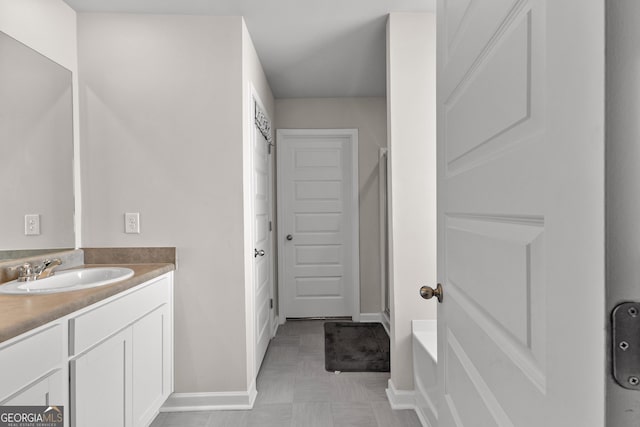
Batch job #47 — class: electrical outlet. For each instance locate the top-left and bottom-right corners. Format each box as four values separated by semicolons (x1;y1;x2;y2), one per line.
24;214;40;235
125;212;140;234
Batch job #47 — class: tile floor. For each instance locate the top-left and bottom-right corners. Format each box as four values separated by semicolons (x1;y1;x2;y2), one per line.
150;320;422;427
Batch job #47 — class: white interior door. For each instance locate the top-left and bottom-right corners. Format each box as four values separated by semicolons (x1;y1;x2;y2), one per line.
253;121;272;371
277;129;359;320
436;1;605;426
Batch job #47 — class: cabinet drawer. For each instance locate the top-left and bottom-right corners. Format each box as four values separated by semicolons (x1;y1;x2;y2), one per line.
0;324;63;402
2;369;64;406
69;275;170;355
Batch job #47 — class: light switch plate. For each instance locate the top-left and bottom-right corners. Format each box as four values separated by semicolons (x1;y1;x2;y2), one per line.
125;212;140;234
24;214;40;235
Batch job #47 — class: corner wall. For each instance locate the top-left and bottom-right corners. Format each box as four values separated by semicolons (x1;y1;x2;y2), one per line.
77;13;250;396
386;12;437;393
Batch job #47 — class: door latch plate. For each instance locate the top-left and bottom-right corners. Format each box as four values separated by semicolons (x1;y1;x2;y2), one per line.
612;302;640;390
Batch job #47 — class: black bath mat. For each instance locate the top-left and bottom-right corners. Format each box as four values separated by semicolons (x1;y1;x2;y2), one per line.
324;322;390;372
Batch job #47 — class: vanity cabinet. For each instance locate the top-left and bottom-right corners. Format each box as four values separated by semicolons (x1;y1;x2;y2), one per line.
0;323;67;409
0;270;173;427
70;273;173;427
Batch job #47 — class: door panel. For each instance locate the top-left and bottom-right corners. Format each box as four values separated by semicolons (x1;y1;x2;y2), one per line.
254;126;272;371
278;130;358;319
446;217;543;347
446;15;530;164
437;0;604;426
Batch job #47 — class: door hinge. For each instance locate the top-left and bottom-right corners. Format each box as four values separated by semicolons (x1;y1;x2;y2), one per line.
268;143;272;155
270;299;273;309
269;221;272;232
612;302;640;390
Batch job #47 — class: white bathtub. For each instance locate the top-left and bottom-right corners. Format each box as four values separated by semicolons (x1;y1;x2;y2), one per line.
412;320;438;427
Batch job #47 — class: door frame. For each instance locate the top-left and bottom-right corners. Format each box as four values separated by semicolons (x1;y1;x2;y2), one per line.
378;147;390;330
276;128;360;322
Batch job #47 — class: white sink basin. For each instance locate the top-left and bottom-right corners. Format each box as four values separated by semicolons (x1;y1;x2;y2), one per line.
0;267;134;294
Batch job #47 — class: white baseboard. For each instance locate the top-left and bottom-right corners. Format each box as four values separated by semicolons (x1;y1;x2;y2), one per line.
386;379;434;427
359;312;383;323
415;407;433;427
381;311;390;336
360;312;390;335
271;316;279;337
385;379;415;410
161;381;257;412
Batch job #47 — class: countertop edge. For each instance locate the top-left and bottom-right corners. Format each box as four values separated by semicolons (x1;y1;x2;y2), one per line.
0;263;175;345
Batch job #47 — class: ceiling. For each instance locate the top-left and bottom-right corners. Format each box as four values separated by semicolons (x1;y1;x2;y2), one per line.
62;0;435;98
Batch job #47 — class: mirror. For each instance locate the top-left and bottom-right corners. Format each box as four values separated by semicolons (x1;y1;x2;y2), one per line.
0;31;74;258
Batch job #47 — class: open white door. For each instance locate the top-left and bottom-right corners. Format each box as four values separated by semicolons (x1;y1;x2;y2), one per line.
435;1;605;426
253;105;273;372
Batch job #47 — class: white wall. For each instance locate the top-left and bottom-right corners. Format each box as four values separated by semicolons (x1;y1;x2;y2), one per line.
274;97;387;314
606;1;640;425
241;19;275;391
386;12;437;392
0;0;81;248
77;13;261;396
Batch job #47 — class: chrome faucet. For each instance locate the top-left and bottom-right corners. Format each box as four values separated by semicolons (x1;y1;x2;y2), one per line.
10;263;36;282
9;258;62;282
34;259;62;279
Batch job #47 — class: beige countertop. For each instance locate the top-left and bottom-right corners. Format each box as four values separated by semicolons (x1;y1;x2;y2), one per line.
0;263;174;344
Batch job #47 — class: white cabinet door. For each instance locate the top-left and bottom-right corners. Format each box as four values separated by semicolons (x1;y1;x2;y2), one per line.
71;328;133;427
70;275;173;427
132;305;170;427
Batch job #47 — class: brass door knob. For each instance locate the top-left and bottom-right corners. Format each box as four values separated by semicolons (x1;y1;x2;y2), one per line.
420;283;443;303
